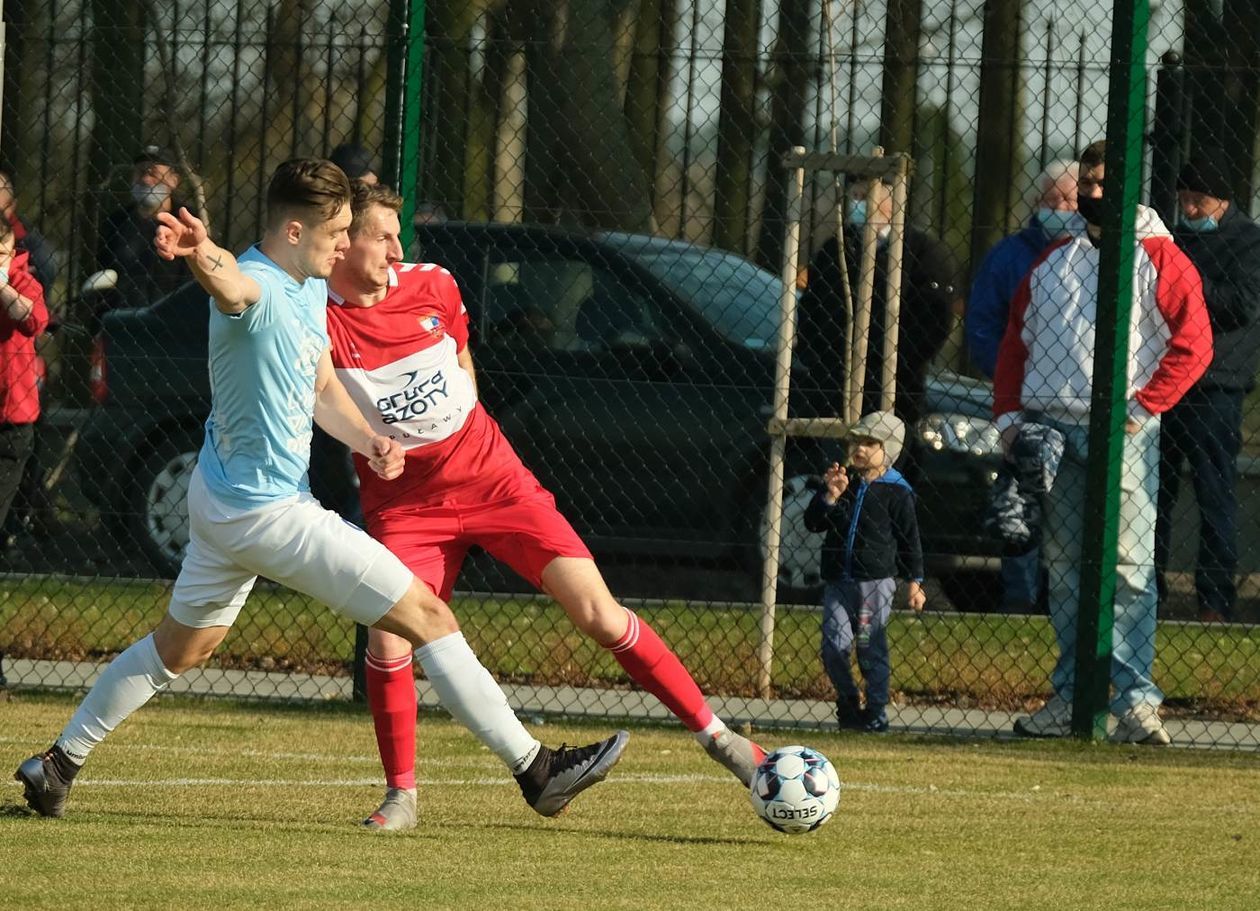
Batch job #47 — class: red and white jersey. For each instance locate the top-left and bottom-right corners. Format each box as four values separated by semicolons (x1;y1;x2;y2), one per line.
327;262;531;516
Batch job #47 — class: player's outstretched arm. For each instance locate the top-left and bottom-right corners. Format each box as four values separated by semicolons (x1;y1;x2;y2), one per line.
312;349;404;480
154;207;261;315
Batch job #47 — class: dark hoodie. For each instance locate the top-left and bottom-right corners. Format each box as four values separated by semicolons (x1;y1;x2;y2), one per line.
803;466;924;583
1173;203;1260;392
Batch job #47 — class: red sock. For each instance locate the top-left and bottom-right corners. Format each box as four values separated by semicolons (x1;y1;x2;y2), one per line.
607;610;714;731
365;652;417;790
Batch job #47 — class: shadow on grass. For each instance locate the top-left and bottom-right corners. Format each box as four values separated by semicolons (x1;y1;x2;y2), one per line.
464;818;764;847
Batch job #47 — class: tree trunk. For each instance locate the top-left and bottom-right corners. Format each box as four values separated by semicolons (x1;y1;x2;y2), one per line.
879;0;923;155
519;0;652;231
88;0;146;240
1;0;30;171
754;0;812;272
1222;0;1260;205
712;0;760;254
968;0;1021;281
1182;0;1228;146
624;0;675;227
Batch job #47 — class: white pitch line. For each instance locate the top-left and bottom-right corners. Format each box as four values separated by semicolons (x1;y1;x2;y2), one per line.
1;773;1075;802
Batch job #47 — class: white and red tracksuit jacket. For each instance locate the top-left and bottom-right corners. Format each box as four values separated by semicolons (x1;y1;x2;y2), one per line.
993;205;1213;429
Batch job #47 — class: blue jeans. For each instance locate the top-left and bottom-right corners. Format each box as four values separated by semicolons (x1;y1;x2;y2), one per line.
820;578;896;710
1039;415;1163;713
1154;386;1243;619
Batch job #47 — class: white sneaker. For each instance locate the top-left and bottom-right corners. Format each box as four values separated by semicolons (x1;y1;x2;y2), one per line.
1013;696;1070;738
362;787;417;832
1110;703;1171;745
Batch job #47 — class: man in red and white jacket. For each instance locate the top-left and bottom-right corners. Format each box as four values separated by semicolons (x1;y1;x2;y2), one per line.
993;147;1212;745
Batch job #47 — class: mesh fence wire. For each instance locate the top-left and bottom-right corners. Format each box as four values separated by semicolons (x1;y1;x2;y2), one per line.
0;0;1257;749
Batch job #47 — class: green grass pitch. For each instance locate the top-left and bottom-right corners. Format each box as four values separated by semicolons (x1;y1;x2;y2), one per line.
2;692;1257;910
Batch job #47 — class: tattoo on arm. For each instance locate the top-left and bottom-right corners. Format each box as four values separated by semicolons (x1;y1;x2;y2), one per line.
208;253;224;271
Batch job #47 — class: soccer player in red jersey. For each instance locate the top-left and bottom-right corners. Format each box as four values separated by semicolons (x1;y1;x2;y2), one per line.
326;183;766;828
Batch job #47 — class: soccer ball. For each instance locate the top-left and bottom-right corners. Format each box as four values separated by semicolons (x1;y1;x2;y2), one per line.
748;745;841;835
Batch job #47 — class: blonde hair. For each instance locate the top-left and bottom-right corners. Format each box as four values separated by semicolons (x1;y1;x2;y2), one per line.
349;180;403;237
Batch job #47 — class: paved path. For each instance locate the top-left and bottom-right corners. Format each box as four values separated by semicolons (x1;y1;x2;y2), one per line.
6;656;1256;752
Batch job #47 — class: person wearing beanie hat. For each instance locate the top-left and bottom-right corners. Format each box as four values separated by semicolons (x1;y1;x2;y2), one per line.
803;410;925;733
1156;148;1260;624
1177;149;1233;209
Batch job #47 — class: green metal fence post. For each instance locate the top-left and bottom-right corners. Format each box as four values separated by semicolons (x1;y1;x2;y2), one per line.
357;0;426;702
1072;0;1150;739
382;0;427;252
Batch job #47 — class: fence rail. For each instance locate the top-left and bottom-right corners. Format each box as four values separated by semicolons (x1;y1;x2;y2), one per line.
1;0;1258;752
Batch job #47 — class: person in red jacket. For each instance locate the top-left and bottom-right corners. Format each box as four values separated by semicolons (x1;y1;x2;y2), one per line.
0;218;49;537
993;141;1213;745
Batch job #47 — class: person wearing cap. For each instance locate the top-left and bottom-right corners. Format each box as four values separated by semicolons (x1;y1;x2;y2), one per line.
329;143;379;185
96;145;191;306
1155;148;1260;623
993;138;1213;745
803;410;926;733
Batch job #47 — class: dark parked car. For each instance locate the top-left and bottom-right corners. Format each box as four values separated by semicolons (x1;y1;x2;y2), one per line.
77;223;1003;606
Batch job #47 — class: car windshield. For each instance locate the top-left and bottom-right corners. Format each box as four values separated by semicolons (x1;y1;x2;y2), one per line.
621;246;783;350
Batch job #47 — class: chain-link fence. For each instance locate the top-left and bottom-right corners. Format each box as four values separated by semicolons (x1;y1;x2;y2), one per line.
0;1;1257;750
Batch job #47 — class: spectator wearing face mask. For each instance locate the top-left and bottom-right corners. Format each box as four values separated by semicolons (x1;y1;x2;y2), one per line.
796;177;961;432
96;146;191;307
966;161;1083;381
964;160;1083;613
1154;149;1260;623
995;138;1212;744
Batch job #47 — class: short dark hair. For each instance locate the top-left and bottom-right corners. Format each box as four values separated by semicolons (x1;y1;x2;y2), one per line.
329;143;377;180
349;180;403;236
1080;140;1107;171
266;158;352;229
0;217;14;244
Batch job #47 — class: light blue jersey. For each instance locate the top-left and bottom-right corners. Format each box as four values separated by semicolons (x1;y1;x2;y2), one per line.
197;245;329;510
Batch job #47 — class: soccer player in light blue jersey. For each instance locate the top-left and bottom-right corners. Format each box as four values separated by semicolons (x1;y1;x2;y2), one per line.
14;160;626;824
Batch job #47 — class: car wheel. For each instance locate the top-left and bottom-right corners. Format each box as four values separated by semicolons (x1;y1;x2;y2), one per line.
937;569;1004;613
128;435;200;577
756;474;825;596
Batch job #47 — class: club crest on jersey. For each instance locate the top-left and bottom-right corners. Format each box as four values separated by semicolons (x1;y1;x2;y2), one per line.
418;314;443;338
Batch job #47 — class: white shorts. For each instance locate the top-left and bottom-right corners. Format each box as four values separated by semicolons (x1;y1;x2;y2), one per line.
168;469;414;629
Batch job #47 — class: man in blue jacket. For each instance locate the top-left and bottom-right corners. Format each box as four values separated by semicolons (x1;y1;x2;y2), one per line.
966;159;1083;611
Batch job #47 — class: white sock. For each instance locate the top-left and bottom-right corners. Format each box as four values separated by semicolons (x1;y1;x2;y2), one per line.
56;634;178;763
414;632;541;774
695;716;726;743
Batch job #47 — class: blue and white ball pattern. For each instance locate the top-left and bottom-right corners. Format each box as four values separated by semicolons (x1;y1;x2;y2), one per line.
749;745;841;835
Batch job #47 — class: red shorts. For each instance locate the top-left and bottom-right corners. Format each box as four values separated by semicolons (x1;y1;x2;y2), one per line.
367;480;592;601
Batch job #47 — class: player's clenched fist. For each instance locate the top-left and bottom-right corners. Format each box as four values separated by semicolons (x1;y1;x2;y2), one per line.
154;207;209;260
367;434;405;480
